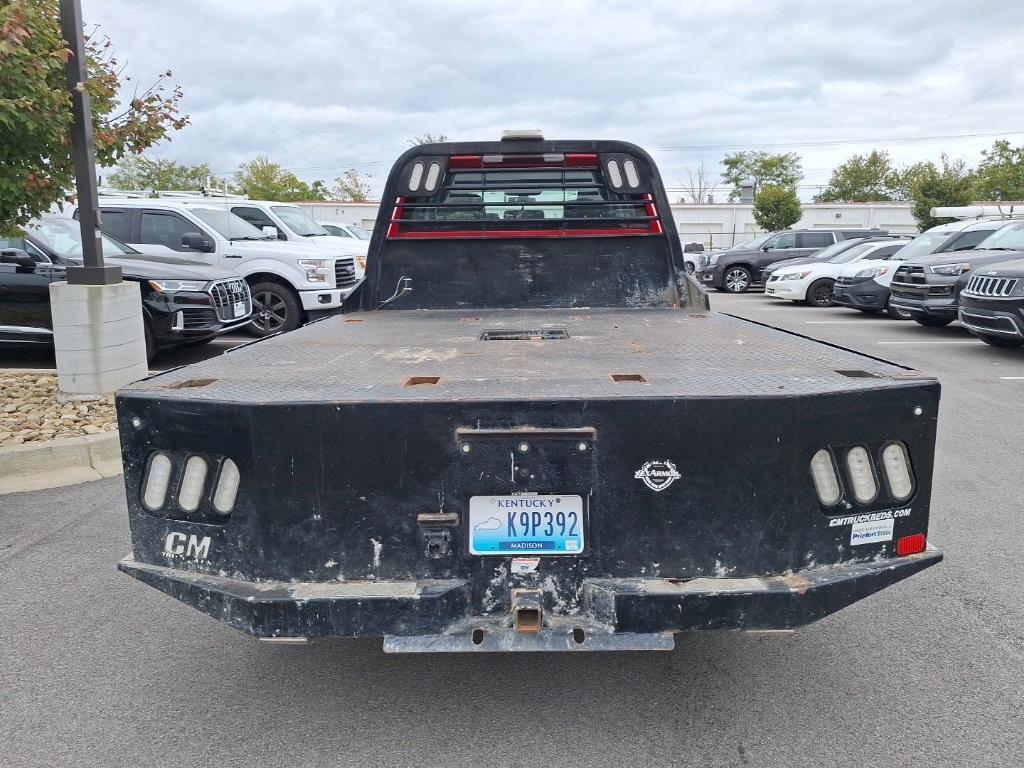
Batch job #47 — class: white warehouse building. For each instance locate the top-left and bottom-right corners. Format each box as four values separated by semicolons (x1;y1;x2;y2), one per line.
299;201;919;249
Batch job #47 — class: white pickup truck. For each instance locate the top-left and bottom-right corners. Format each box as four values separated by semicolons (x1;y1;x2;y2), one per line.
73;199;364;335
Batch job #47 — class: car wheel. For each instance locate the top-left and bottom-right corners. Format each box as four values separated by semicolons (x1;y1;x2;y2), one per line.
913;316;953;328
805;279;835;307
976;334;1024;349
886;299;911;320
683;262;695;276
248;281;303;336
723;267;752;293
143;321;158;364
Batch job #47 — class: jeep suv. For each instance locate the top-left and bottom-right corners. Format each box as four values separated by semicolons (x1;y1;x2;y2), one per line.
694;228;888;293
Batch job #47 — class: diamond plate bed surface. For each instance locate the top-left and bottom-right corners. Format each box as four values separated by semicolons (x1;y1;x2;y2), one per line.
122;308;929;403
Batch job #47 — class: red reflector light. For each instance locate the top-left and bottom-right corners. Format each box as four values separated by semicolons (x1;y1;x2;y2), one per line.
896;533;926;556
448;155;482;169
566;153;598;167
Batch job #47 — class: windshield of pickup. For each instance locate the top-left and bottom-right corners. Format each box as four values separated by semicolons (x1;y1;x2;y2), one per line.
391;155;661;238
191;208;267;240
975;222;1024;251
272;206;329;237
28;216;138;257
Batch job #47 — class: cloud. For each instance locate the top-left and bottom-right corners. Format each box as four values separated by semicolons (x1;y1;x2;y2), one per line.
87;0;1024;197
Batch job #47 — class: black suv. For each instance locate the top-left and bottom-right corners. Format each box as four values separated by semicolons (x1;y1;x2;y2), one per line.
0;216;252;361
958;257;1024;347
694;228;888;292
889;222;1024;327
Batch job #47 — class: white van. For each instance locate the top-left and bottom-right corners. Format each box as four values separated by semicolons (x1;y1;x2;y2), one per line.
73;199;363;336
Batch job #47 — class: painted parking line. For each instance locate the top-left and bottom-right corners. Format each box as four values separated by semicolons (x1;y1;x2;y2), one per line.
999;376;1024;380
804;321;880;324
876;341;980;345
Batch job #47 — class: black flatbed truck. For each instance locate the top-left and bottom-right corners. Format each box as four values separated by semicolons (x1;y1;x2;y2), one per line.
116;133;942;652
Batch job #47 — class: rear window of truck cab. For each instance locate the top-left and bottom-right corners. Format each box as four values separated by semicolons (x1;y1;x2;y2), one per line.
387;153;663;239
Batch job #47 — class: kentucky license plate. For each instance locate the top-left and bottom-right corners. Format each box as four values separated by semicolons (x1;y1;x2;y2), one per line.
469;494;584;555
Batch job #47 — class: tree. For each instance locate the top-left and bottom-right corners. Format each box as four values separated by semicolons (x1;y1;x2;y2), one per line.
908;155;975;231
234;156;327;201
332;168;373;202
107;155;211;192
679;163;719;204
753;185;802;231
815;150;901;202
973;140;1024;202
720;151;802;201
409;133;449;146
0;1;188;232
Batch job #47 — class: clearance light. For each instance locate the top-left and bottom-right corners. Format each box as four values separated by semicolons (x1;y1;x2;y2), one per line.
212;459;241;514
881;442;914;501
424;162;441;191
623;159;640;188
178;455;209;512
142;452;173;510
845;446;878;504
810;449;841;506
606;160;623;189
408;162;424;191
896;533;926;556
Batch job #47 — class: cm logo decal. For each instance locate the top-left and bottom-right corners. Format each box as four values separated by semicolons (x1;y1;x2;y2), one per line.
163;532;211;560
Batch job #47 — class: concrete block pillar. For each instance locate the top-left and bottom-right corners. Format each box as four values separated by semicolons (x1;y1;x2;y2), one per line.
49;281;149;396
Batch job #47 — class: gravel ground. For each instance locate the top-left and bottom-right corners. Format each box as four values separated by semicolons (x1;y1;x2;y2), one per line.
0;373;117;447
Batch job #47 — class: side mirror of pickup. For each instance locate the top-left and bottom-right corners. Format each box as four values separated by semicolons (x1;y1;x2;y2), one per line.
181;232;215;253
0;248;36;271
261;226;279;239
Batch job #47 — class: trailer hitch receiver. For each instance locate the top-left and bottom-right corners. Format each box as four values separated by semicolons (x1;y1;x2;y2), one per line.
511;588;544;633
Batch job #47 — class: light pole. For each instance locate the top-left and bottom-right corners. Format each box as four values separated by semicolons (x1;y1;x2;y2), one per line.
51;0;147;396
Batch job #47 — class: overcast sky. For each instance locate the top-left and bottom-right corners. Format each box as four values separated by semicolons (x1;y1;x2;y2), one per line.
87;0;1024;200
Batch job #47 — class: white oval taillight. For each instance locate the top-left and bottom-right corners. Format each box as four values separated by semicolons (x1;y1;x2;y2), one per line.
142;452;173;511
606;160;623;188
810;449;841;506
212;459;241;515
408;162;424;191
845;446;878;504
881;442;914;501
178;455;209;512
424;162;441;191
623;159;640;188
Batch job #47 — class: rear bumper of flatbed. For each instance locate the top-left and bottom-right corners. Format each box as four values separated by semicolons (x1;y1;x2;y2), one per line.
119;546;942;652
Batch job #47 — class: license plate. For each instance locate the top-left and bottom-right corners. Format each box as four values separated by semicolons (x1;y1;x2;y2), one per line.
233;301;246;318
469;494;584;555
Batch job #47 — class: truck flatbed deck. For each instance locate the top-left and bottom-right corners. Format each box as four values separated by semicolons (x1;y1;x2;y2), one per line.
114;135;941;651
128;308;925;403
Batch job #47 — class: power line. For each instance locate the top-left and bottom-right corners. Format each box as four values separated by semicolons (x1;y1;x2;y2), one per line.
653;130;1024;152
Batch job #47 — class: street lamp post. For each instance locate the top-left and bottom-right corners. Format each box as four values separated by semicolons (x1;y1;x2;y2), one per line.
59;0;120;285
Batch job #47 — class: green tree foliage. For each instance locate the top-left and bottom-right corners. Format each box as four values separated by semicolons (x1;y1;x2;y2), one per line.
107;155;212;192
332;168;373;202
753;185;802;231
0;1;187;232
973;140;1024;202
815;150;901;202
234;156;327;201
721;151;802;201
908;155;975;231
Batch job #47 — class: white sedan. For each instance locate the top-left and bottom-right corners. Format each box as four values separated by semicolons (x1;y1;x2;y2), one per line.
765;240;908;306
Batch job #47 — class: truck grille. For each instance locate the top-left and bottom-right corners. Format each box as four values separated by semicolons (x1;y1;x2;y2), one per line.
963;275;1019;297
209;279;251;322
893;265;927;285
699;254;711;269
335;257;357;288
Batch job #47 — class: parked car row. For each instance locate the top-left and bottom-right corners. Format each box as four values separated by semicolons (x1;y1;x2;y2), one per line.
0;216;252;361
700;211;1024;350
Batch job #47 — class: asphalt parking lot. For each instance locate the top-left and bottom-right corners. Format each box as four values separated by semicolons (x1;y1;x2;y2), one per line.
2;293;1023;768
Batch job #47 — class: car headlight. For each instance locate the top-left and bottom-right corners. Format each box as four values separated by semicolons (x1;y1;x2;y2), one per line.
707;254;720;266
854;266;889;279
298;258;329;283
147;279;208;293
929;262;971;276
777;271;812;281
357;255;366;271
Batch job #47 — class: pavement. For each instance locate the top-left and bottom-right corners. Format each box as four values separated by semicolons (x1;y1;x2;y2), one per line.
2;293;1023;768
